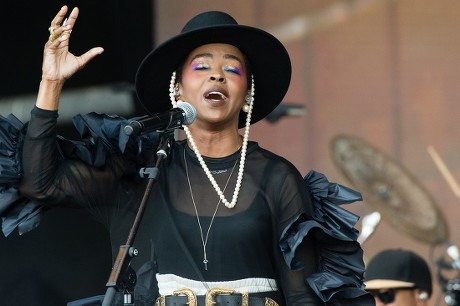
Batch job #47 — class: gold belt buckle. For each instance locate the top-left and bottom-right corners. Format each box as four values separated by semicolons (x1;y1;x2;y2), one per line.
205;287;278;306
264;297;279;306
205;288;241;306
174;288;197;306
155;288;197;306
154;295;165;306
154;287;278;306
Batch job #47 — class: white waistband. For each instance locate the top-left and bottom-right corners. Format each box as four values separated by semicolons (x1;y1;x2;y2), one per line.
156;273;278;296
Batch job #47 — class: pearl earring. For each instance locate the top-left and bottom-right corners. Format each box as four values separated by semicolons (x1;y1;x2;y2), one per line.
169;72;178;107
174;85;180;98
243;91;253;113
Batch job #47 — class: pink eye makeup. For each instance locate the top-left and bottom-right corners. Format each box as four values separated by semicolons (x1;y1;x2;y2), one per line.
191;61;242;75
224;65;242;75
189;51;244;76
191;61;210;71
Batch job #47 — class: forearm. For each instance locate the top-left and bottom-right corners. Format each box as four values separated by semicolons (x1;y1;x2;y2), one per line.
35;79;65;111
19;107;123;209
19;107;62;202
281;237;324;306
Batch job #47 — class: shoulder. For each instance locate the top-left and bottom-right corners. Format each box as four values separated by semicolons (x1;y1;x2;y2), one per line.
248;141;302;176
247;142;307;199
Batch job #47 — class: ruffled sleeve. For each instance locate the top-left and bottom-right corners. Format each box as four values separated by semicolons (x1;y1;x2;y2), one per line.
57;112;160;167
0;113;44;236
279;170;374;305
0;112;160;237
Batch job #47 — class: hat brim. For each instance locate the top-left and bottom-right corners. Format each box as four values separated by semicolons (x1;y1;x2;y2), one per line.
365;279;416;290
135;24;291;128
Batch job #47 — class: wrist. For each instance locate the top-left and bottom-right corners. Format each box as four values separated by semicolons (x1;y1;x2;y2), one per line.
36;79;65;110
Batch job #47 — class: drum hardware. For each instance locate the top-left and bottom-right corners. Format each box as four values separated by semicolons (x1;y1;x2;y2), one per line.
330;134;459;305
329;134;449;244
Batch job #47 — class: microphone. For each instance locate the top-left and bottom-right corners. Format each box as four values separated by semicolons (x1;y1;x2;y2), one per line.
124;101;196;136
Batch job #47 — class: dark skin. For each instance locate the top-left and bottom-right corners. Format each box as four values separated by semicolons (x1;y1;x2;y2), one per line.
177;43;249;157
37;6;104;111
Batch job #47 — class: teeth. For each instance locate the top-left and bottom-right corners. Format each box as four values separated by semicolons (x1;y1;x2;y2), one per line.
206;91;225;99
208;91;224;97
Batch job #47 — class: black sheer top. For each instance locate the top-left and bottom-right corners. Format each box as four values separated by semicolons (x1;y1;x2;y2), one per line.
18;108;323;305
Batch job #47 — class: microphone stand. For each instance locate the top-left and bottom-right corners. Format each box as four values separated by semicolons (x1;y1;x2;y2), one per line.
102;131;174;306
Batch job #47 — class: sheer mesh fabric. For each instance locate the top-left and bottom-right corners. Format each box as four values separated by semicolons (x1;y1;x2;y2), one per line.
20;109;323;305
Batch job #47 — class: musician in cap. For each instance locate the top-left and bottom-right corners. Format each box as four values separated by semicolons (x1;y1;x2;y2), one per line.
365;249;432;306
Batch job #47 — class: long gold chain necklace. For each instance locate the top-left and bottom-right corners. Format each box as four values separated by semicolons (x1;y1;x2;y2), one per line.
183;148;239;270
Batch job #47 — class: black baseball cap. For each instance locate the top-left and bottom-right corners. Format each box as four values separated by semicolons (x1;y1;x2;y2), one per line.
365;249;432;296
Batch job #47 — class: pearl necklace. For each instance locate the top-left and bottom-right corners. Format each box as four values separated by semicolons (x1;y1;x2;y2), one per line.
184;149;238;270
169;72;254;209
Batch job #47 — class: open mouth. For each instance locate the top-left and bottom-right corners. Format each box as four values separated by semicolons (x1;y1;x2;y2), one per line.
205;91;227;101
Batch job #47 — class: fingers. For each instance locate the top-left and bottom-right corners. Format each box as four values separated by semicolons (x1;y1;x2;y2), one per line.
43;6;104;77
48;6;78;44
79;47;105;68
65;7;80;30
49;5;68;29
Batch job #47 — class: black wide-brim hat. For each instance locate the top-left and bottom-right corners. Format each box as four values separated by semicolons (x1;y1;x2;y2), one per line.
135;11;292;128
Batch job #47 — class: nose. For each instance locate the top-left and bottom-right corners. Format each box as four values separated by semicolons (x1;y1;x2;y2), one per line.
209;74;225;83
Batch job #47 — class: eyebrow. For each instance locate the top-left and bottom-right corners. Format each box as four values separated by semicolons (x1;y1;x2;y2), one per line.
191;52;243;64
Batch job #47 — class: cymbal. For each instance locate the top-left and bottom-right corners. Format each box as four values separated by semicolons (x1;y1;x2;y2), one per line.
330;134;449;245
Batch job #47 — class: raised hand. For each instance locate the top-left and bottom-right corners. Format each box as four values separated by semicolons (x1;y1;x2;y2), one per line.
43;6;104;82
37;6;104;111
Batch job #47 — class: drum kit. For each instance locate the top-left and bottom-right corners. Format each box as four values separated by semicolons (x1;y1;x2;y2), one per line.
329;134;459;306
